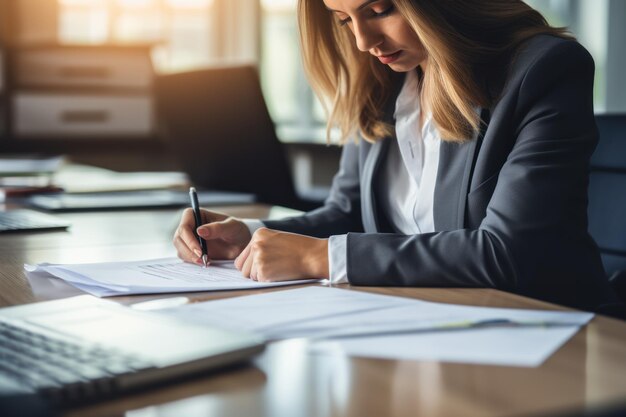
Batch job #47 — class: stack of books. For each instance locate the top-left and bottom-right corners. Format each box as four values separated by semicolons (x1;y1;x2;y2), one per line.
0;155;64;200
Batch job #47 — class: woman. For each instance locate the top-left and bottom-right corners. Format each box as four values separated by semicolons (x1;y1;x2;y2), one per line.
174;0;613;311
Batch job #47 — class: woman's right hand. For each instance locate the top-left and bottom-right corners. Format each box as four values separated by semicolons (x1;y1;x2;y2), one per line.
173;208;252;265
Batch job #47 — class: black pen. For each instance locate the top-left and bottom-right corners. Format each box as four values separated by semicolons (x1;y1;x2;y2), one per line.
189;187;208;267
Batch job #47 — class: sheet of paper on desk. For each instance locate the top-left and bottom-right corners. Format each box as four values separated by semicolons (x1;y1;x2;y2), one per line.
310;325;583;367
52;164;189;193
0;155;64;176
162;286;593;367
25;257;317;297
162;286;417;336
306;299;593;366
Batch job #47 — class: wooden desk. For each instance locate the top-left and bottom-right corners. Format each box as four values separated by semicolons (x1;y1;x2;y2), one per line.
1;205;626;417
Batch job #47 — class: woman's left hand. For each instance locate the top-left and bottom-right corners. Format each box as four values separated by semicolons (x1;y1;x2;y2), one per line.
234;228;329;282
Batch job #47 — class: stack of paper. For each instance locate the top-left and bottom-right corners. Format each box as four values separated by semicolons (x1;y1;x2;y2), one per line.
25;259;596;367
52;164;190;193
25;258;317;297
162;287;594;367
0;155;65;177
0;156;65;198
26;189;255;211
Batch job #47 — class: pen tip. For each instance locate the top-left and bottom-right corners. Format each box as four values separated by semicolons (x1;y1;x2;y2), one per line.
202;255;208;268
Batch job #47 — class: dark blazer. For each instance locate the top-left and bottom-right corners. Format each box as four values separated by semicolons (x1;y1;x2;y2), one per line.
264;35;613;311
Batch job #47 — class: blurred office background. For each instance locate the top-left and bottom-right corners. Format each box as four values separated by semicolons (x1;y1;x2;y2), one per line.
0;0;625;191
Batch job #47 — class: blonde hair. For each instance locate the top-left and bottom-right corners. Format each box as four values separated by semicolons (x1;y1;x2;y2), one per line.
298;0;572;143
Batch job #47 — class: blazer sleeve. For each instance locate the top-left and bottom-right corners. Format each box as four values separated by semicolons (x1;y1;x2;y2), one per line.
346;41;601;294
263;141;364;237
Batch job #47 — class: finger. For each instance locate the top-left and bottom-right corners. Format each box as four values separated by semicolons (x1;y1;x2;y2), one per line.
196;224;212;239
177;209;203;250
242;255;254;279
199;222;234;260
178;225;202;257
200;209;227;224
174;235;203;263
240;246;255;279
235;244;251;270
197;220;231;240
180;208;197;228
184;208;219;226
250;259;258;281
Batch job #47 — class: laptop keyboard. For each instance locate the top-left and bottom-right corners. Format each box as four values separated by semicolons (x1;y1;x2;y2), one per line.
0;210;70;233
0;318;155;404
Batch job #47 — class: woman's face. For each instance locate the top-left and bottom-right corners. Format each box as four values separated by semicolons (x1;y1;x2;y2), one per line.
322;0;427;72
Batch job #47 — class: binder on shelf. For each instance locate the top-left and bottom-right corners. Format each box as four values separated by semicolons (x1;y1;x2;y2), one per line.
14;45;153;90
0;49;4;93
13;93;154;138
0;49;5;138
8;44;156;141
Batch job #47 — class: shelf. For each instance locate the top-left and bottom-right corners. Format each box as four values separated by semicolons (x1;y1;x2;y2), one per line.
0;136;163;152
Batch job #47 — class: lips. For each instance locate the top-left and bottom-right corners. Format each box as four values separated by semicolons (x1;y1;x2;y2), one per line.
377;51;402;64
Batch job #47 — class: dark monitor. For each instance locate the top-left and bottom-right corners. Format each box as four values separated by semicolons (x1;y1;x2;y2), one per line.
156;65;300;208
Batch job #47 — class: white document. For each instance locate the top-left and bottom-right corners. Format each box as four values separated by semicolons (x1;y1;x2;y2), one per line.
163;286;593;367
310;326;582;367
0;155;64;176
163;286;416;337
53;164;189;193
25;258;317;297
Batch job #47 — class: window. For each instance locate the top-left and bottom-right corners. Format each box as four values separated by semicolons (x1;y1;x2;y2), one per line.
259;0;625;140
260;0;301;128
57;0;626;142
58;0;317;139
260;0;327;142
525;0;626;112
58;0;218;71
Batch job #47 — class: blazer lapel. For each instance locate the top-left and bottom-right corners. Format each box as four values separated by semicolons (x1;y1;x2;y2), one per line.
361;138;390;232
433;109;489;231
361;74;405;233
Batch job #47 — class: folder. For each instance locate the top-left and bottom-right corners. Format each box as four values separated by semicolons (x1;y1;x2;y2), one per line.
26;190;256;212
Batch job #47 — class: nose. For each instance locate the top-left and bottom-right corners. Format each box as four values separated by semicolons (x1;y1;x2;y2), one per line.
352;21;383;52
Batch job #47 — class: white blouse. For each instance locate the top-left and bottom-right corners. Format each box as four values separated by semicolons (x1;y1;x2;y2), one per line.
245;70;442;283
328;70;441;283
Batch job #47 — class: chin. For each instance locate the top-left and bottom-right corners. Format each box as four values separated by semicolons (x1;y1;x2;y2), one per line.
387;62;420;72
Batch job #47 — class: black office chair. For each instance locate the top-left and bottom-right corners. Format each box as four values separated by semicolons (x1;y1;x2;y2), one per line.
589;114;626;318
155;65;325;211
